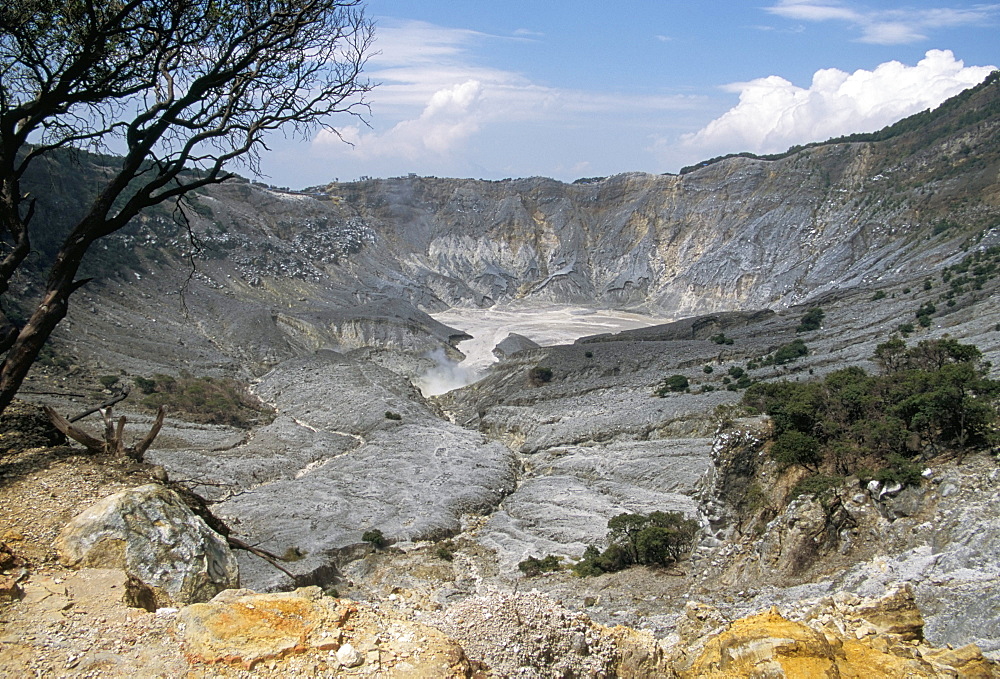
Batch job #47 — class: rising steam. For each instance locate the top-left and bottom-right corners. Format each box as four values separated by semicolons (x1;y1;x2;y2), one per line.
414;348;481;396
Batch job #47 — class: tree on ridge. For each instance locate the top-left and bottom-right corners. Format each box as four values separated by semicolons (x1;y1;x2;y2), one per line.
0;0;374;416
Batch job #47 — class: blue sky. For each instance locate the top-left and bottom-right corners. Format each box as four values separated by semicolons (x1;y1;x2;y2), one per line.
264;1;999;187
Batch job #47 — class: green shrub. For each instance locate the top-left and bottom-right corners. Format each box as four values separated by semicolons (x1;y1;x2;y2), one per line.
743;339;999;488
728;366;745;379
139;374;274;428
796;307;825;333
574;511;698;577
518;554;562;576
99;375;120;389
915;301;936;327
362;529;387;549
435;540;455;561
384;410;402;421
773;339;808;365
133;376;157;394
657;374;689;396
872;291;887;301
790;474;843;498
703;365;714;374
876;454;924;487
710;333;734;345
771;430;822;470
529;366;553;385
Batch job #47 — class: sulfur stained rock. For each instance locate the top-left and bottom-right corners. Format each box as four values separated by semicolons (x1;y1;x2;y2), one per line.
178;586;479;676
178;587;353;668
683;608;842;678
55;484;238;606
679;602;997;679
851;585;924;641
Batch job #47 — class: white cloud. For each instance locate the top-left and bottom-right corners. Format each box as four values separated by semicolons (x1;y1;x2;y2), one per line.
316;80;485;159
768;1;859;22
765;1;1000;45
313;18;703;167
681;50;996;158
859;22;926;45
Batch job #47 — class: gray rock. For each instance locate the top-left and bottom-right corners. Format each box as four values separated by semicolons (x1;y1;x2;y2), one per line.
153;351;517;591
493;332;541;358
477;439;711;569
55;484;238;606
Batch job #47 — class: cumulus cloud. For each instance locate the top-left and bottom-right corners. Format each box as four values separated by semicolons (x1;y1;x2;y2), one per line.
316;80;485;159
765;1;1000;45
681;50;996;158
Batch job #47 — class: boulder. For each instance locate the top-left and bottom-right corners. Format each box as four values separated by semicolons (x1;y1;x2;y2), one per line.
178;587;353;668
178;587;478;675
55;484;238;606
492;332;541;359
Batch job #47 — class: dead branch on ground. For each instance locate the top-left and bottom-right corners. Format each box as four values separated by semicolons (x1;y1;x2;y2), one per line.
45;404;165;462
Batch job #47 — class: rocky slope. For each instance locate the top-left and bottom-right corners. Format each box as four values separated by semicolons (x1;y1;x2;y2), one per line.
14;73;996;382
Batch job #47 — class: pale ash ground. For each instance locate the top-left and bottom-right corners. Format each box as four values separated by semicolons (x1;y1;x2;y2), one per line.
418;305;671;395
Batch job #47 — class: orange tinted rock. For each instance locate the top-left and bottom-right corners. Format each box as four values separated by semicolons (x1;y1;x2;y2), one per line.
178;587;353;668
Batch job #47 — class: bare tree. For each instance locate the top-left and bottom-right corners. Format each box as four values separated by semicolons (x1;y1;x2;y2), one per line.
0;0;374;415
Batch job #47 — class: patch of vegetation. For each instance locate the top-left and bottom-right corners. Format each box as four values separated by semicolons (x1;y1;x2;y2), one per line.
796;307;825;333
703;365;714;374
362;529;387;549
384;410;402;421
35;343;73;370
133;376;157;394
744;339;1000;485
573;511;698;577
772;430;822;470
710;333;734;345
518;554;562;577
915;301;937;327
99;375;120;389
137;374;275;428
528;366;553;385
657;374;689;396
281;547;306;561
872;291;887;301
435;540;456;562
790;474;844;499
767;339;809;365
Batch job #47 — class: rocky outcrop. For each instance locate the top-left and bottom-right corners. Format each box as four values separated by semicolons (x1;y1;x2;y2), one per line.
477;438;712;570
179;587;480;675
149;351;518;591
55;484;238;606
672;587;996;678
694;417;1000;657
492;332;540;358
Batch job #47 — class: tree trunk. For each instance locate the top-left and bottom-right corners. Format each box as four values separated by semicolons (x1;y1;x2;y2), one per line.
0;289;71;415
